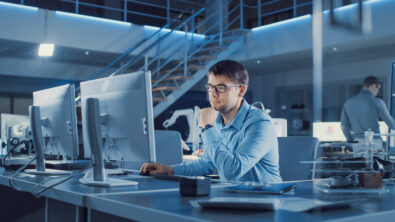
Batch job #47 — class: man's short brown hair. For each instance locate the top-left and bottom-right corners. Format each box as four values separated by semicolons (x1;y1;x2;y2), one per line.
208;60;249;85
363;76;382;87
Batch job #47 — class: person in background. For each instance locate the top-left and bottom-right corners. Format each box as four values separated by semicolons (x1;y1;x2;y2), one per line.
341;76;395;147
141;60;282;183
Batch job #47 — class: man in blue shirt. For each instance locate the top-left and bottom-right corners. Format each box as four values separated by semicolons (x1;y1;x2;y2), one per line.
140;60;282;183
341;76;395;142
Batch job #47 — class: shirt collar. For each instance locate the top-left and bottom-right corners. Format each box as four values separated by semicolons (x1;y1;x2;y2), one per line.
215;99;249;130
360;89;373;96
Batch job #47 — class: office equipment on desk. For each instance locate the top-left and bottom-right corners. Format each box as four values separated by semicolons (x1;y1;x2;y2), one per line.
1;113;35;166
225;182;296;194
179;176;211;196
32;84;79;160
304;130;391;194
313;121;388;142
79;98;137;187
25;106;72;175
22;84;80;175
278;137;319;181
80;71;156;170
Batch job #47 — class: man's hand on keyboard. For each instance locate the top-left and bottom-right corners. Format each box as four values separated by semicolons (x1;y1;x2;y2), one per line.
140;162;174;176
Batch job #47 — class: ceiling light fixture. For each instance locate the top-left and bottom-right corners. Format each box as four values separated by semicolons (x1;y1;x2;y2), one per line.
38;43;54;57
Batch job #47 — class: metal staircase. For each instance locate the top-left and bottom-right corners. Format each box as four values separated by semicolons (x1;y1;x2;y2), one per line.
84;0;247;118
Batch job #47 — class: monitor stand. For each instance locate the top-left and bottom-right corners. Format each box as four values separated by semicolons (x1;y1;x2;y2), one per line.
25;106;72;176
79;98;137;187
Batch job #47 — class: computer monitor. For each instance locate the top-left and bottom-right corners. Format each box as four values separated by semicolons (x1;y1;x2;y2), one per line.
80;71;156;170
79;98;138;186
25;105;72;175
25;84;78;175
313;121;388;142
31;84;79;160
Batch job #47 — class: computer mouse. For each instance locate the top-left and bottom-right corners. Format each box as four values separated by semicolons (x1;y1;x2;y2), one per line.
140;169;151;176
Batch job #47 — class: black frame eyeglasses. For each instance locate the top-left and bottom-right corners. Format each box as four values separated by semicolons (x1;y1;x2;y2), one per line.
205;84;241;93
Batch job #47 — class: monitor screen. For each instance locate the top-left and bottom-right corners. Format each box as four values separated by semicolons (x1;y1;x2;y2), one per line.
80;71;156;169
33;84;79;160
313;121;388;142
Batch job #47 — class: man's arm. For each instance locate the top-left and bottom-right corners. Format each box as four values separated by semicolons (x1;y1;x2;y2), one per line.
201;120;276;181
376;99;395;130
172;153;216;176
340;106;352;141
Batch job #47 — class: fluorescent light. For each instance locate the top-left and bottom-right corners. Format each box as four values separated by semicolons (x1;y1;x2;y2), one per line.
38;44;54;57
55;11;131;26
0;1;38;11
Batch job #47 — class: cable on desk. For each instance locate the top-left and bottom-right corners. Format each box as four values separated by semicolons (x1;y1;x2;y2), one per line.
1;145;20;164
8;156;37;191
30;163;93;198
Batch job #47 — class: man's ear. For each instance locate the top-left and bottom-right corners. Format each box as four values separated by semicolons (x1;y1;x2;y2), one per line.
238;85;247;97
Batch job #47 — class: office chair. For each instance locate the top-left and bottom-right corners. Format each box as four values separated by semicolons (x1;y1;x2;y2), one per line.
278;137;319;181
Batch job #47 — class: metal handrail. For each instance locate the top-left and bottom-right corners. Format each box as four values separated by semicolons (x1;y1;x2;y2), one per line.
58;0;203;22
152;18;241;88
84;5;204;81
150;3;243;88
146;0;241;74
108;7;206;77
148;1;241;73
141;5;223;75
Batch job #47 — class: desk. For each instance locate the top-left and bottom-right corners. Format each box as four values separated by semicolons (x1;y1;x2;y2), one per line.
1;168;395;222
85;181;395;222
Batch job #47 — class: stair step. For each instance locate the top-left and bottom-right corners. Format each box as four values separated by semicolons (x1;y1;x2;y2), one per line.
188;55;217;62
153;97;167;102
164;65;205;74
152;86;180;92
204;38;233;47
195;46;227;55
152;75;193;83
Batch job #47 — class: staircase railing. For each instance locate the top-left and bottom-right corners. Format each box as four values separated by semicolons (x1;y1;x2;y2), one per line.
147;1;243;90
84;4;205;81
106;7;206;78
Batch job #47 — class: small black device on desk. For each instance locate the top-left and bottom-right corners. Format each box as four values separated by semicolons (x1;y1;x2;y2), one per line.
179;176;211;196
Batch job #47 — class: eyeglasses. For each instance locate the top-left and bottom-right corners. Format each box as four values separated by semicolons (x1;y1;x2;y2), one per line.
205;84;241;93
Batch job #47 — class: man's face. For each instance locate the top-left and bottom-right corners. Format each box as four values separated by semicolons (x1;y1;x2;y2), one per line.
207;73;245;114
370;83;381;97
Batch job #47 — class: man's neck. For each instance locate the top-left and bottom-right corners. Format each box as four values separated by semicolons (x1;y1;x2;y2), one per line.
362;87;374;96
221;99;243;125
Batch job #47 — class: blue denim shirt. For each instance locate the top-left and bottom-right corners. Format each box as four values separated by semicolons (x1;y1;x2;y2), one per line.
173;100;282;183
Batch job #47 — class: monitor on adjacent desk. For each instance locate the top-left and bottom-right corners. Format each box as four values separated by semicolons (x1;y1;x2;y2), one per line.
80;71;156;170
31;84;79;159
313;121;388;142
25;84;78;175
